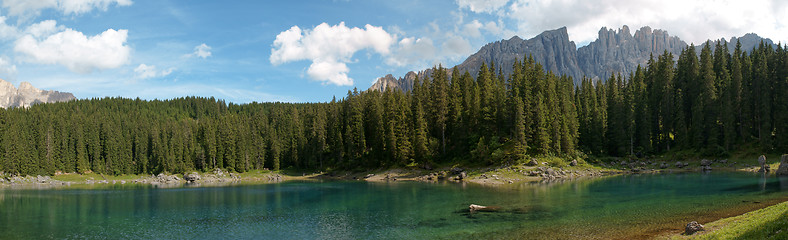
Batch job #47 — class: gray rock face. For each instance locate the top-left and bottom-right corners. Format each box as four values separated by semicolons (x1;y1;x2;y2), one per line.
459;27;583;81
0;79;75;108
577;26;686;81
368;72;417;92
777;155;788;176
184;172;201;182
370;25;775;92
757;155;768;172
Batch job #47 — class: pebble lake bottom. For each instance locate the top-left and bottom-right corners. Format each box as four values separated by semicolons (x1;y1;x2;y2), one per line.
1;172;786;239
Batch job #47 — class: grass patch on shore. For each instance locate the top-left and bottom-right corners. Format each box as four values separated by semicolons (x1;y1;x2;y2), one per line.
51;173;146;182
666;201;788;239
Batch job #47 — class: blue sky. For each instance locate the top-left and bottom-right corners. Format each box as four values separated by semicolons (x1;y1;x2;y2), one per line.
0;0;785;103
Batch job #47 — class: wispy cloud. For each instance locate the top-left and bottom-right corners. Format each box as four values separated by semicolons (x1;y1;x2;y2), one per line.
133;64;174;79
186;43;211;59
1;0;133;20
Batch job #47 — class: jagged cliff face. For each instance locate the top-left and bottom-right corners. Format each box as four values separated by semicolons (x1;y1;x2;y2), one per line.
369;72;417;92
369;25;772;92
0;79;75;108
577;26;686;81
456;27;583;81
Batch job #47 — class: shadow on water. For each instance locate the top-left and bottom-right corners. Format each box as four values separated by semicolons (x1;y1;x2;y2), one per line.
721;175;786;194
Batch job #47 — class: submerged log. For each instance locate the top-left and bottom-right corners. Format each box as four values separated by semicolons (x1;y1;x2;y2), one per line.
469;204;501;212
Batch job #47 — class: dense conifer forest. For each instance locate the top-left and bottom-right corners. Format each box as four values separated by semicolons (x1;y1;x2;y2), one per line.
1;41;786;176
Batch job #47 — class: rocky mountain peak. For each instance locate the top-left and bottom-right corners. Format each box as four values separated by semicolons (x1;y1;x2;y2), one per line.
0;79;75;108
369;25;773;91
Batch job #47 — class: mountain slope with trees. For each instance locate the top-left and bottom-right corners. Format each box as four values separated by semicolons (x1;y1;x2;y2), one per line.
0;39;786;176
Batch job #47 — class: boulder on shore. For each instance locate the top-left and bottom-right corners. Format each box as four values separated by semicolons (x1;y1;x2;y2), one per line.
570;159;578;166
684;221;704;235
758;155;767;168
527;158;539;166
777;154;788;176
701;166;712;171
184;172;201;182
700;159;712;166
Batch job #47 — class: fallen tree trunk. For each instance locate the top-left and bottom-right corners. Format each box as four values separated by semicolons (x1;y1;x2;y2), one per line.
469;204;501;212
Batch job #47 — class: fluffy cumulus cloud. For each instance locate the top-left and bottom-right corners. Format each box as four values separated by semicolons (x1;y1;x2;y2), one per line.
502;0;788;45
190;43;212;59
270;22;395;86
1;0;132;18
134;64;174;79
457;0;510;13
25;19;63;37
14;21;131;74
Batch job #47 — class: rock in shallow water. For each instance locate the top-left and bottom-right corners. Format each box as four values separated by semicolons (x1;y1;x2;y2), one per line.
684;221;704;235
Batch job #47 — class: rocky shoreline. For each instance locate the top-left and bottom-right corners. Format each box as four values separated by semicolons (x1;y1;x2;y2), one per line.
0;168;286;189
322;154;788;186
2;155;786;189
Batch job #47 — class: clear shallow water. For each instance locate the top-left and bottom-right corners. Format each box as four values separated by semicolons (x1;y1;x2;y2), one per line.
1;172;786;239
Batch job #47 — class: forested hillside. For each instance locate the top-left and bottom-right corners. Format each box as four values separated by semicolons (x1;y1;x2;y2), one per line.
0;40;785;176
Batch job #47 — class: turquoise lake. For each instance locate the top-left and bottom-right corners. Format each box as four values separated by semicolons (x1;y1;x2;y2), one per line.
1;172;786;239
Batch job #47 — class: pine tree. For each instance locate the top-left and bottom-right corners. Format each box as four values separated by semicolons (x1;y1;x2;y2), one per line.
715;41;735;150
513;94;527;148
413;98;430;164
730;40;744;143
430;65;449;156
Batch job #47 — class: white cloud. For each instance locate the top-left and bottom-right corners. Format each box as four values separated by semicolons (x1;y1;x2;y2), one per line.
0;56;18;80
14;22;131;74
441;35;473;61
462;20;483;38
58;0;133;15
134;64;174;79
270;22;395;86
457;0;510;13
25;20;63;37
306;61;351;86
386;37;437;67
504;0;788;45
190;43;212;59
1;0;132;19
0;17;20;40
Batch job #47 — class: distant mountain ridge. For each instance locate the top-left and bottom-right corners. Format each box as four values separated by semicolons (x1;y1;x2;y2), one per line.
370;25;775;91
0;79;75;108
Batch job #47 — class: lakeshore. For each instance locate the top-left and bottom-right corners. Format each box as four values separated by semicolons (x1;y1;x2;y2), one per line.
2;155;786;239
